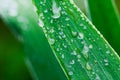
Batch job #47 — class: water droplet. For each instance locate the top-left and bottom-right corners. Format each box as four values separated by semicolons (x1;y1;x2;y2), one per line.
78;32;84;39
89;44;93;49
105;63;109;66
40;13;45;19
58;36;62;39
94;60;98;63
86;62;92;71
62;43;67;48
71;51;77;55
52;0;61;18
49;28;54;33
95;74;100;80
50;19;53;23
38;19;44;27
81;39;85;44
71;39;74;43
83;53;89;60
110;53;113;56
62;34;66;39
65;17;70;21
49;38;55;45
71;31;78;37
44;9;48;13
61;54;64;59
82;45;89;60
105;44;109;48
97;37;99;40
93;39;96;42
104;59;108;62
59;30;64;35
92;71;95;74
70;60;75;65
59;31;65;38
98;48;102;50
88;38;91;41
62;2;65;5
40;1;43;4
68;71;73;75
61;11;66;14
77;54;81;58
77;59;80;62
83;26;87;29
44;0;46;3
56;48;60;51
70;0;74;3
104;59;109;66
106;50;110;54
67;23;70;26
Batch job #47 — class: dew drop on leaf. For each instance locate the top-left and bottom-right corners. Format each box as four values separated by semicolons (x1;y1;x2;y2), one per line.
78;32;84;39
82;45;89;60
49;38;55;45
44;9;48;13
52;0;61;19
77;54;81;58
104;59;109;66
89;44;93;49
71;51;77;56
70;60;75;65
61;54;64;59
71;31;78;38
95;74;100;80
106;50;110;54
68;71;73;75
38;19;44;27
86;62;92;71
65;17;70;21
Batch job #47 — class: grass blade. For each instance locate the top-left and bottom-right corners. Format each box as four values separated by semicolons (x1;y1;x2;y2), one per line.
0;0;67;80
33;0;120;80
85;0;120;55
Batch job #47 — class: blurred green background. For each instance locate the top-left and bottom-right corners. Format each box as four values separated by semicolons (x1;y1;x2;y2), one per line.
0;18;32;80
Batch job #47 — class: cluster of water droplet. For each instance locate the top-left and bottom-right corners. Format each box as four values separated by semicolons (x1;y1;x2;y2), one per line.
36;0;120;79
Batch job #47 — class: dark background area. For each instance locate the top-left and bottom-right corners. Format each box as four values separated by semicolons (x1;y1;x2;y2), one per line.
0;18;32;80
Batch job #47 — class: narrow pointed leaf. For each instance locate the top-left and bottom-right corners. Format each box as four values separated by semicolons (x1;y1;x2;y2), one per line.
33;0;120;80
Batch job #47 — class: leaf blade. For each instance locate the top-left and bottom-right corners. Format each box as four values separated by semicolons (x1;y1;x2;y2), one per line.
33;0;120;80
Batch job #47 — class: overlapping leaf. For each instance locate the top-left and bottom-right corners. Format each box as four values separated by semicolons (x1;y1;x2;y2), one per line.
85;0;120;55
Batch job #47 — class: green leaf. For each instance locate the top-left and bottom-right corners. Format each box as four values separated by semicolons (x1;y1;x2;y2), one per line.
0;0;67;80
33;0;120;80
85;0;120;55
